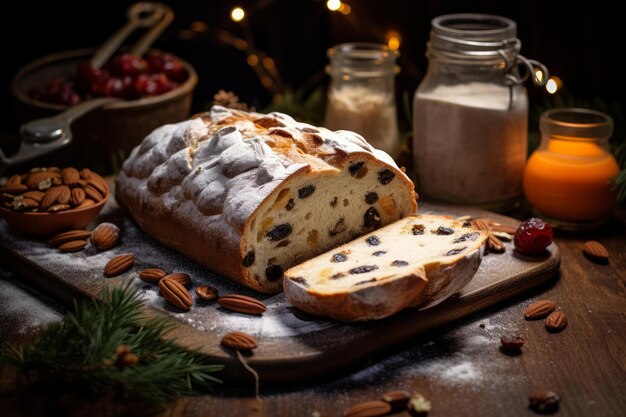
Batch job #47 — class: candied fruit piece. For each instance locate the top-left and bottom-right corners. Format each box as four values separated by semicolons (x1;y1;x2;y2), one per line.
514;218;553;254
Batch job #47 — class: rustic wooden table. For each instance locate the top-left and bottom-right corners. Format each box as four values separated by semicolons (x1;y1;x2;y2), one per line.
1;211;625;417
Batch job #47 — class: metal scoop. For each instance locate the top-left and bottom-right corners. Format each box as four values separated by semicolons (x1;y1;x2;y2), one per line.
0;2;174;173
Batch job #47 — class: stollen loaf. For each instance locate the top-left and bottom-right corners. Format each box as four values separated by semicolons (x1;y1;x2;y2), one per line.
283;215;488;321
116;106;417;293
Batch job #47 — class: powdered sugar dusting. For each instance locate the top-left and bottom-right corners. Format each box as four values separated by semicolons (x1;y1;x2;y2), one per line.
0;271;63;335
0;198;336;339
333;315;520;389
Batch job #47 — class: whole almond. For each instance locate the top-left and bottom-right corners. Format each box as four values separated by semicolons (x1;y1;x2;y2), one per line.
70;188;86;206
524;300;556;320
344;401;391;417
583;241;609;264
545;311;567;333
48;203;71;213
221;331;258;351
79;168;94;179
61;167;80;186
90;222;120;250
77;199;96;209
40;186;67;211
84;184;104;202
162;273;192;288
88;171;109;193
26;171;59;190
381;390;411;412
58;239;87;253
159;278;193;310
48;229;92;247
218;294;267;315
6;174;22;186
196;285;219;301
139;268;167;283
104;254;135;277
86;178;108;196
56;185;71;204
0;184;28;194
23;190;45;202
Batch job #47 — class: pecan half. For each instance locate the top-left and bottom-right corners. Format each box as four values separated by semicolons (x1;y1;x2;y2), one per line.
90;222;120;250
139;268;168;283
221;331;258;351
524;300;556;320
48;230;92;247
218;294;267;315
104;254;135;277
159;278;193;310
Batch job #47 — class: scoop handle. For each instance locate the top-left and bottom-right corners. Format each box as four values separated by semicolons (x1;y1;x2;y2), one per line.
90;2;171;68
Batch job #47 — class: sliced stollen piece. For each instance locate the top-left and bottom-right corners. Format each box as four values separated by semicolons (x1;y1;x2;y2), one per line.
284;214;488;321
116;106;417;293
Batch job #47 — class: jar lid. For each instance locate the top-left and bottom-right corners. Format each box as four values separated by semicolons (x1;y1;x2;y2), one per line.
429;14;520;59
327;43;399;77
540;108;613;139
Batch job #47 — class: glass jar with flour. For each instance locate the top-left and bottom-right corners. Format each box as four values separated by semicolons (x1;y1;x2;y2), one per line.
413;14;548;211
325;43;400;159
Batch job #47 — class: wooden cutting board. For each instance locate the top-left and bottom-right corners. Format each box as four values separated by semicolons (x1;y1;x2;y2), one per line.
0;198;560;384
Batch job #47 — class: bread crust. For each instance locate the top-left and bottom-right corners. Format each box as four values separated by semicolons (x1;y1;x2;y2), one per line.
283;271;427;321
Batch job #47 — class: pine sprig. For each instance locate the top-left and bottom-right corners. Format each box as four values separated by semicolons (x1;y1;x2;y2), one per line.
1;286;222;403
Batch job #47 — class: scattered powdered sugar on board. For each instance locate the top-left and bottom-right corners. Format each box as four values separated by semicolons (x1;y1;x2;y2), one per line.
0;197;338;340
133;276;334;338
330;314;520;390
0;270;64;336
0;198;550;373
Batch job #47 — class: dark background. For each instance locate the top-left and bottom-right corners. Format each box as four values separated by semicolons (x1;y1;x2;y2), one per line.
1;0;623;134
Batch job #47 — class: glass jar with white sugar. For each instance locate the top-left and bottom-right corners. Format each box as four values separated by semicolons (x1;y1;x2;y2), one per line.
413;14;548;211
325;43;400;160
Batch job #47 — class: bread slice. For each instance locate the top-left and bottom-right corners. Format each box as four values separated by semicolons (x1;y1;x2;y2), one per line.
116;106;417;293
283;214;488;321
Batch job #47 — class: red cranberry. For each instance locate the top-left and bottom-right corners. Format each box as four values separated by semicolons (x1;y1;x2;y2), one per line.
162;58;186;82
102;77;126;98
41;79;81;105
145;53;164;72
35;51;183;105
108;53;145;77
514;217;553;255
76;61;104;87
60;82;81;105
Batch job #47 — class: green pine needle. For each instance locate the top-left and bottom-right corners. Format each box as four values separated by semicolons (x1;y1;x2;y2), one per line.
1;286;222;403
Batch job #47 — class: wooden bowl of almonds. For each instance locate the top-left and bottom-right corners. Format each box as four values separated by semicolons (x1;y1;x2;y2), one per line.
0;167;109;237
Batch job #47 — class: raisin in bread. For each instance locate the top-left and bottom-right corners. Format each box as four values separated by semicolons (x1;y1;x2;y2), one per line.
283;215;488;321
116;106;417;293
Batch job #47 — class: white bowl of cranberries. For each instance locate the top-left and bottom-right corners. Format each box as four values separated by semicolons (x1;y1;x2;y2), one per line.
10;48;197;173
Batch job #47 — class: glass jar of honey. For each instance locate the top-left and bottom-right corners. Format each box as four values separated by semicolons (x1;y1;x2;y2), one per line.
523;108;620;230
